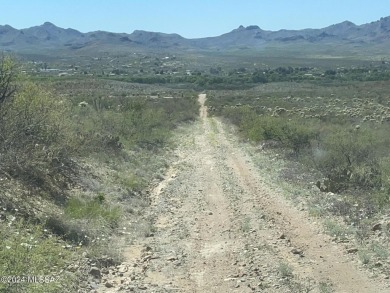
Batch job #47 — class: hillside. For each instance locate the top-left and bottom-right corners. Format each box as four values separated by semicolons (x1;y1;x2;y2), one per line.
1;16;390;54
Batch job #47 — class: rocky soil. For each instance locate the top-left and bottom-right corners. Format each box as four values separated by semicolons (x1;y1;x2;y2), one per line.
91;94;390;292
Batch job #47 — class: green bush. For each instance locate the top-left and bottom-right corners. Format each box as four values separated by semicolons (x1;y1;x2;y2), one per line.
70;95;198;153
222;106;315;153
312;127;382;191
279;120;316;154
222;105;257;126
0;82;74;192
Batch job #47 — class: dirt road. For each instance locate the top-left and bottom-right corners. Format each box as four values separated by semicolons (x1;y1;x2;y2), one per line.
97;94;389;292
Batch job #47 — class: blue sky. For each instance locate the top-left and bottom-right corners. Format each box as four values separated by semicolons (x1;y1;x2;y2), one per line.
2;0;390;38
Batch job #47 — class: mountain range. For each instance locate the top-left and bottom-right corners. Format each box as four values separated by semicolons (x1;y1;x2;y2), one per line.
1;16;390;54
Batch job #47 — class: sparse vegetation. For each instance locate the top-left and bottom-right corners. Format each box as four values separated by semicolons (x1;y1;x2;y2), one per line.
277;262;294;278
0;55;17;104
207;73;390;281
319;281;335;293
2;25;390;290
358;250;371;265
64;196;121;227
0;220;77;293
241;217;251;233
323;219;353;240
0;81;73;195
0;54;199;291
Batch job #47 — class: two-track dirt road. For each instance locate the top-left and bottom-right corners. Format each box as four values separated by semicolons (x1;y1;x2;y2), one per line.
97;94;389;292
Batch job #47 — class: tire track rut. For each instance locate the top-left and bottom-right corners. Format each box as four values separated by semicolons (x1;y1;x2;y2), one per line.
98;94;388;293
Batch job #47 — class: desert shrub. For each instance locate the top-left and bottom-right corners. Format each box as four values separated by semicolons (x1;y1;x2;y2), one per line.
311;127;382;192
154;96;198;124
129;108;170;148
122;96;198;148
259;116;316;154
69;109;125;155
222;106;266;142
222;105;257;126
0;82;74;192
70;95;198;153
222;106;316;153
236;107;267;142
44;215;90;245
280;120;316;154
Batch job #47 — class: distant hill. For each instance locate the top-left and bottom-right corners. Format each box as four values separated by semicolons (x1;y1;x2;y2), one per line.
1;17;390;54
